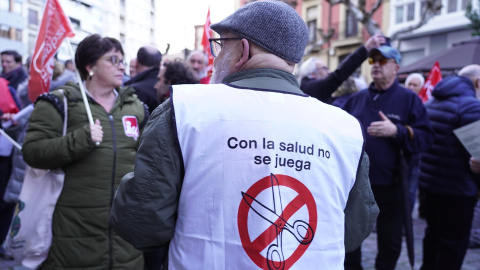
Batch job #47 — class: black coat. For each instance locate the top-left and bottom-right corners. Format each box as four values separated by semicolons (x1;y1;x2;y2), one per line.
419;76;480;197
125;67;160;113
300;46;367;103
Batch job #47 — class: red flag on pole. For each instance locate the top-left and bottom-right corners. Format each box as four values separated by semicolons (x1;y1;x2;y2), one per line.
201;7;214;84
418;61;442;103
28;0;75;102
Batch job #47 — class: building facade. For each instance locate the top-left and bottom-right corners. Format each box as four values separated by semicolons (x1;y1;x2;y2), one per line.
0;0;28;60
302;0;389;84
1;0;161;66
389;0;476;67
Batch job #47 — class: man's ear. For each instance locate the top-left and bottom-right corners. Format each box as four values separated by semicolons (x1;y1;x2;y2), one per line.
234;39;250;69
394;64;400;73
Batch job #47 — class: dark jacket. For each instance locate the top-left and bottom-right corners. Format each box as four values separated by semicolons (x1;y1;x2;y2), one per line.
124;67;160;113
419;76;480;197
1;66;28;90
300;45;367;103
22;82;147;269
343;80;435;186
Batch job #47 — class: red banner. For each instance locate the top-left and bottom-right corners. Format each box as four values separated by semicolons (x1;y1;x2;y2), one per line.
418;61;442;103
28;0;75;102
201;7;214;82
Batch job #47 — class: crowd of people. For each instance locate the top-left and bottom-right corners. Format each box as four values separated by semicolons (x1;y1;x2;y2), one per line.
0;1;479;269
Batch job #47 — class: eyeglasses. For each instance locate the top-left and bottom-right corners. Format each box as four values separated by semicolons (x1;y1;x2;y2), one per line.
368;58;395;66
102;55;127;68
209;38;243;57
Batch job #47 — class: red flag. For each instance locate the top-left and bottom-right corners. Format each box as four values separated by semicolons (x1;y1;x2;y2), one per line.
28;0;75;102
418;61;442;103
201;7;214;83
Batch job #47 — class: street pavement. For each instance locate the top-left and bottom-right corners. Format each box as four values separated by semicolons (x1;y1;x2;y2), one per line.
1;205;479;269
361;205;480;270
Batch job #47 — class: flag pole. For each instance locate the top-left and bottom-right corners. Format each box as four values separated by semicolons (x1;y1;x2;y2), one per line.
65;38;94;126
0;129;22;151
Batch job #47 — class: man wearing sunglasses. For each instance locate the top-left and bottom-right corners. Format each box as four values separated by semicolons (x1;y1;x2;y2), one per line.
111;1;378;269
343;46;434;270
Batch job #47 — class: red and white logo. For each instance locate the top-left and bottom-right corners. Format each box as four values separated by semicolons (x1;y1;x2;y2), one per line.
122;116;139;141
238;174;317;270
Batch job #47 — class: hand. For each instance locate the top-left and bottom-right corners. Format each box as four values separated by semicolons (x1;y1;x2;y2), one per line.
1;113;18;126
470;157;480;174
367;111;398;137
90;119;103;145
365;34;386;52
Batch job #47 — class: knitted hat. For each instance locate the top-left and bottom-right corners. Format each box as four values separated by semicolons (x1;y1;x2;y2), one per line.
210;1;309;63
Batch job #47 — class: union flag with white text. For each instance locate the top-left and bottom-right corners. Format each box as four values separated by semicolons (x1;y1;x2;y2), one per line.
418;61;442;103
201;7;214;82
28;0;74;102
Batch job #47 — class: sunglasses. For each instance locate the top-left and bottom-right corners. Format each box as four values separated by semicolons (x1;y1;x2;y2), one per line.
368;58;395;66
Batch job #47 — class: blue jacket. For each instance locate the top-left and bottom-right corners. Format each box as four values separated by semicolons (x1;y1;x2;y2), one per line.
343;80;434;186
419;75;480;196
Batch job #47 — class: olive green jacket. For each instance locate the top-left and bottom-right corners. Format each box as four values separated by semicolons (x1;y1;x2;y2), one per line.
22;82;147;269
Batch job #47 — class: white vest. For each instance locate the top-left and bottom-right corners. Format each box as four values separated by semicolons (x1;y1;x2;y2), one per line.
170;84;364;270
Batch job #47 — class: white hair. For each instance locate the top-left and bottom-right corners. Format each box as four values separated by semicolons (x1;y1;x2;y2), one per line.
187;50;208;65
405;73;425;86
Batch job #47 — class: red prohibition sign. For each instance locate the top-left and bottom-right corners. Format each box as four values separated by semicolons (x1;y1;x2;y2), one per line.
237;174;317;269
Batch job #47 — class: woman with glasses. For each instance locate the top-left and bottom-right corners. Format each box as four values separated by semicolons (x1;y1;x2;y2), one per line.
22;34;147;269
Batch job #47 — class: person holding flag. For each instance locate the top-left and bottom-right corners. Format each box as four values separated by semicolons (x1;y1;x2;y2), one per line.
22;33;148;269
419;64;480;270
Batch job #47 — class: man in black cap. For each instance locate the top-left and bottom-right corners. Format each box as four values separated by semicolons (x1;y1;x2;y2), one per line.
110;1;378;269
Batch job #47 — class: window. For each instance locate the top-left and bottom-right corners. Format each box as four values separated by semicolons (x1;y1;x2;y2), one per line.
13;0;22;15
0;1;9;11
28;9;38;25
0;24;10;38
421;0;441;15
462;0;471;10
448;0;458;12
28;34;36;52
345;8;358;37
306;6;317;43
396;5;404;23
15;28;22;41
407;3;415;21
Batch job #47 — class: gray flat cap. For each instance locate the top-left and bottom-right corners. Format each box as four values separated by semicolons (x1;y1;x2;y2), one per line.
210;1;309;63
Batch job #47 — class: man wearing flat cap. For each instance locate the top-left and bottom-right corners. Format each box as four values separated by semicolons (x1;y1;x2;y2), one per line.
110;1;378;269
342;46;434;270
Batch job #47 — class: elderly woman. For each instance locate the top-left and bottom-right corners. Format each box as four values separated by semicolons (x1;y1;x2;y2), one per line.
22;34;146;269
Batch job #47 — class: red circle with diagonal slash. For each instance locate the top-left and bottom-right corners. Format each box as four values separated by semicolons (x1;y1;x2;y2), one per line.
237;174;317;269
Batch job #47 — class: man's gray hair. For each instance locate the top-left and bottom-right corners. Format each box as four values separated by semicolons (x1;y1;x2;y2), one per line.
187;50;208;65
406;73;425;86
459;64;480;83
